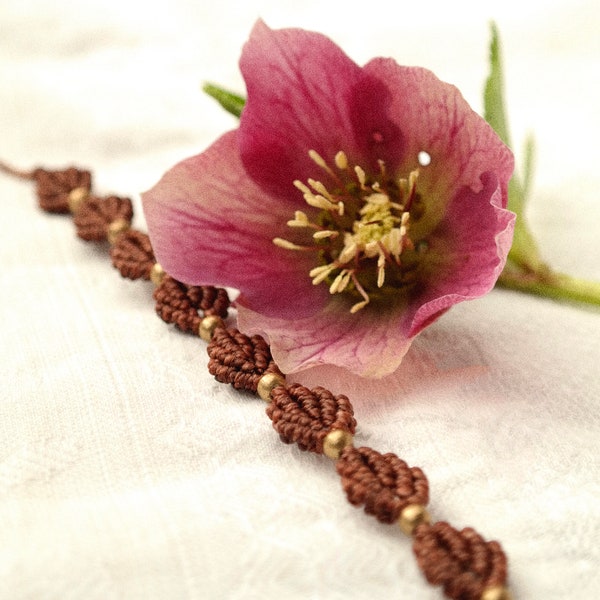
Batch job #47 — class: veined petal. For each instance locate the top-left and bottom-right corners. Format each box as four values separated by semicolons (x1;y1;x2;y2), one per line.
238;20;366;195
237;295;415;378
142;130;328;318
405;172;516;338
362;58;514;235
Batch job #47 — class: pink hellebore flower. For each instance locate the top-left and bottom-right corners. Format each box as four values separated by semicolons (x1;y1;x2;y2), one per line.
143;21;515;379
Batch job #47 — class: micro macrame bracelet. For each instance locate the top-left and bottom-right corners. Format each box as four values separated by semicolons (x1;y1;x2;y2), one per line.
1;161;513;600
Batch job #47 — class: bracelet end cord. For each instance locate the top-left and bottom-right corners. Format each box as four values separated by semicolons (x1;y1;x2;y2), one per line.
1;159;513;600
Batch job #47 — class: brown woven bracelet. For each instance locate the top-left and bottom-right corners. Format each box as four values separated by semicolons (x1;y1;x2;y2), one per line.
1;160;513;600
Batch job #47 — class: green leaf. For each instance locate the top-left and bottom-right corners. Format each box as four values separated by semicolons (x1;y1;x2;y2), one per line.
483;22;511;149
203;82;246;118
521;132;536;204
488;23;600;307
484;22;543;272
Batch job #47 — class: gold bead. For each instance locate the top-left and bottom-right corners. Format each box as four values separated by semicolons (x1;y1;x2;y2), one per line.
481;586;513;600
150;262;166;287
199;315;225;342
107;218;130;245
322;429;354;460
68;186;89;214
256;372;286;402
398;504;431;536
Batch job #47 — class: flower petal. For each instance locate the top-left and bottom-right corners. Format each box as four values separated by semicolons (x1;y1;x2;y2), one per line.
237;295;414;379
142;130;328;318
406;172;516;337
239;21;367;195
362;58;514;232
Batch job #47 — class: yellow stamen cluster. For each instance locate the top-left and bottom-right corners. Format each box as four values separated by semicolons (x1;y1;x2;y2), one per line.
273;150;420;313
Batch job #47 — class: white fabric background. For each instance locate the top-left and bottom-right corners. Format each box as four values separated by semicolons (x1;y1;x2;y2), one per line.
1;1;599;598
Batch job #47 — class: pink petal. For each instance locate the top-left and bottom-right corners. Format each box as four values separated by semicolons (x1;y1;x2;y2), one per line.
332;180;513;356
406;172;515;338
239;21;374;195
238;295;414;379
142;130;328;318
362;58;514;221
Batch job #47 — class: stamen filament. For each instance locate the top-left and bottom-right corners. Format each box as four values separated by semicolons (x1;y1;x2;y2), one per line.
303;193;338;211
308;149;336;178
330;270;351;294
334;151;348;170
293;180;311;194
405;169;419;210
310;264;336;285
354;165;367;188
308;179;335;201
338;241;358;264
278;152;424;314
349;272;371;313
313;230;338;240
377;252;386;287
287;210;311;228
273;238;322;252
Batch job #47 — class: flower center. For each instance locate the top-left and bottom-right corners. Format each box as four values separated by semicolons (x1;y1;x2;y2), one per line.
273;150;426;313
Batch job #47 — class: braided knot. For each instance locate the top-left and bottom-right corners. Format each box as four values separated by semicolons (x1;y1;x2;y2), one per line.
336;446;429;524
73;195;133;241
110;229;156;280
154;275;230;333
267;384;356;454
413;521;509;600
33;167;92;213
207;328;281;393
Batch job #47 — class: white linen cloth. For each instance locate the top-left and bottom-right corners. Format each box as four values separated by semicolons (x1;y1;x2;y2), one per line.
1;1;599;598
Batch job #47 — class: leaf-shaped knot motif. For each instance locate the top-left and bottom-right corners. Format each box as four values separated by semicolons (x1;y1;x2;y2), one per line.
412;521;509;600
74;195;133;241
154;275;230;333
336;446;429;523
110;229;155;280
267;383;356;453
207;327;281;393
34;167;92;214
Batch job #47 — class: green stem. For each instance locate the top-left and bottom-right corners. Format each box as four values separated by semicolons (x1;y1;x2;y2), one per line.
497;267;600;307
484;24;600;310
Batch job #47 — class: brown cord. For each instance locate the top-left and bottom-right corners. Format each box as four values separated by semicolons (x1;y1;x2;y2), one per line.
267;383;356;453
73;195;133;241
110;229;156;280
154;275;230;333
413;521;508;600
0;162;93;213
2;160;512;599
207;327;282;393
0;160;37;181
185;284;230;318
36;167;93;214
336;446;429;524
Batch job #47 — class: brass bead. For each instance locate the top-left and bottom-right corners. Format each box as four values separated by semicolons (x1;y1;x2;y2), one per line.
150;262;166;287
107;218;130;245
481;586;513;600
398;504;431;536
199;315;225;342
256;372;286;402
322;429;354;460
68;186;89;214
